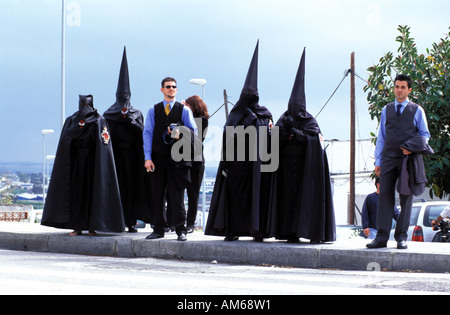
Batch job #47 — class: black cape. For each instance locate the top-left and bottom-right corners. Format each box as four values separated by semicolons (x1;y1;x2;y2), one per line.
205;40;276;238
42;97;125;232
103;47;150;225
271;48;336;242
273;115;335;242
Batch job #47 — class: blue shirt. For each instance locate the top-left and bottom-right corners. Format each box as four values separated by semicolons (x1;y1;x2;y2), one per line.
143;99;198;161
374;99;430;166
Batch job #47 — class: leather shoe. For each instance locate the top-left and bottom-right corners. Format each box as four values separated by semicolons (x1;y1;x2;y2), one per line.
146;232;164;240
397;240;408;249
224;234;239;241
366;240;387;249
177;233;187;241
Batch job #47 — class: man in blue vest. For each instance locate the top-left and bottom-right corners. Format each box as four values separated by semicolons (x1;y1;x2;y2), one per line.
367;74;430;249
143;77;198;241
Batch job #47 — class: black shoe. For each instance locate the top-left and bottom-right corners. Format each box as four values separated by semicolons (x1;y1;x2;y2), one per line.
177;233;187;241
146;232;164;240
224;234;239;241
128;226;138;233
366;240;387;249
186;225;194;234
397;240;408;249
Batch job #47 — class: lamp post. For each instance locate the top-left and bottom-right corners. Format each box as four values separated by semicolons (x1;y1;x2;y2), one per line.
189;78;207;231
41;129;54;207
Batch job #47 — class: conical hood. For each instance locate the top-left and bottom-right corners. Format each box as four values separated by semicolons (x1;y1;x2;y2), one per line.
116;46;131;102
233;40;259;111
226;40;271;127
288;47;308;118
242;40;259;94
280;47;319;134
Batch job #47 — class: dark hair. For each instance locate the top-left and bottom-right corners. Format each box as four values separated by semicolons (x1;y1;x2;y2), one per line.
161;77;177;88
375;177;380;187
394;74;412;89
185;95;209;119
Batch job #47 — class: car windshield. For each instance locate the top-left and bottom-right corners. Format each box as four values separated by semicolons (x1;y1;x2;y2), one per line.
423;205;449;227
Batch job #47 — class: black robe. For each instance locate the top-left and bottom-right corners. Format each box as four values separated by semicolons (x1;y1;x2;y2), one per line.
104;102;150;226
42;106;125;232
272;113;336;242
205;101;274;238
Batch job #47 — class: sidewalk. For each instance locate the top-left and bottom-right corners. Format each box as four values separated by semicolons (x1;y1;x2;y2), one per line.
0;222;449;273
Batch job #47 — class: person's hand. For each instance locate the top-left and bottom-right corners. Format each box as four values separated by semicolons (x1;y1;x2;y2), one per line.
167;126;180;140
145;160;155;172
400;147;412;155
364;228;370;237
374;166;381;177
431;219;439;227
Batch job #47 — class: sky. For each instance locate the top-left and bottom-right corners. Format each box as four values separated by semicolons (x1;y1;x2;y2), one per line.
1;0;449;167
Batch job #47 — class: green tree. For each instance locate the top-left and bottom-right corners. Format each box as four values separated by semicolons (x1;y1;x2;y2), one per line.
364;25;450;198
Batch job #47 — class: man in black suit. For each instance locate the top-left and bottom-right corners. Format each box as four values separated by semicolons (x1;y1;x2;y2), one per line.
143;77;198;241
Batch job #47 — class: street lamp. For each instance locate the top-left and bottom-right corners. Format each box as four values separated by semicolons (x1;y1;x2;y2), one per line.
189;79;207;99
189;78;207;231
42;129;54;207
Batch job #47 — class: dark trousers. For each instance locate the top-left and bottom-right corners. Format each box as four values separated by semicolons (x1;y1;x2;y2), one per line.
150;153;186;236
186;161;205;227
376;156;413;242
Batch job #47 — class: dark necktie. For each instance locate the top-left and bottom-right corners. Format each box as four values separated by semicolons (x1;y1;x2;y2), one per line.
396;104;402;117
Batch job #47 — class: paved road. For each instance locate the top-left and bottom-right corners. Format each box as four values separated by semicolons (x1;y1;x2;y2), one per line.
1;249;449;296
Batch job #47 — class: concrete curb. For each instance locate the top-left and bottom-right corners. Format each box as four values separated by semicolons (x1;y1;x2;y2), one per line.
0;223;449;273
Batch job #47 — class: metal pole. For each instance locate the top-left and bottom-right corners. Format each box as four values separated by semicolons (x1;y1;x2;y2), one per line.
61;0;66;128
223;89;229;119
349;52;356;225
42;134;46;206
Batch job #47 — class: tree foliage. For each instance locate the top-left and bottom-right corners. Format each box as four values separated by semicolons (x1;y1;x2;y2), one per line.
364;25;450;198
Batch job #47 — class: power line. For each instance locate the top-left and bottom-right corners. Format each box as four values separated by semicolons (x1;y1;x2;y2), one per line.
210;70;368;120
315;69;351;118
209;101;234;119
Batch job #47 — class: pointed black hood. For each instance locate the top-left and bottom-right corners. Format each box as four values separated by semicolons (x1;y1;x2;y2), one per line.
115;46;131;104
236;40;259;108
277;48;320;134
242;40;258;96
226;41;271;126
288;47;313;120
104;46;143;124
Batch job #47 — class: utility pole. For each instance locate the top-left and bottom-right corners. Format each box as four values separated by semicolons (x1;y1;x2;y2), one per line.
61;0;66;129
349;52;356;225
223;89;229;119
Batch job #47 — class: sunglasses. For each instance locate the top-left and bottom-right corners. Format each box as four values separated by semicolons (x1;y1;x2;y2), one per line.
164;85;177;89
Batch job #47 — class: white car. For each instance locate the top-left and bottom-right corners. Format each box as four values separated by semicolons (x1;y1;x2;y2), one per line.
391;201;450;242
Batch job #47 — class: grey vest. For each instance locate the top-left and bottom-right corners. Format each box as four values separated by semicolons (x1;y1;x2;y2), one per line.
382;102;419;158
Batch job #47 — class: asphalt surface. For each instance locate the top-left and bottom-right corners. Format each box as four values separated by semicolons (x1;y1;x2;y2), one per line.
0;222;449;273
